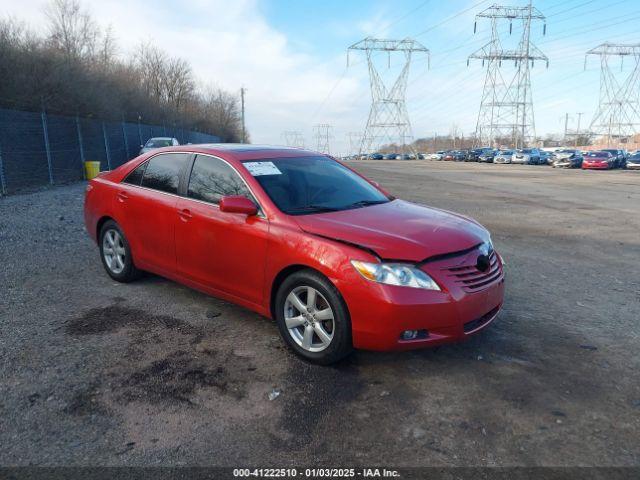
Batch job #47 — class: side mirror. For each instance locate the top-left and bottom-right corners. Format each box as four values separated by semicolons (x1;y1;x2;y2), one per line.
219;195;258;216
140;144;144;148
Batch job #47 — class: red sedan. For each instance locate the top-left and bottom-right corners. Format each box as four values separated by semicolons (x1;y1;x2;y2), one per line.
84;145;505;364
582;151;615;170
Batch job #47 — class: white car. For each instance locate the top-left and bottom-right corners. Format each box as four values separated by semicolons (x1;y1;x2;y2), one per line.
139;137;180;155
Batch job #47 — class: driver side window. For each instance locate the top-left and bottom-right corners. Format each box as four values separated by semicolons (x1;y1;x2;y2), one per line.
187;155;252;205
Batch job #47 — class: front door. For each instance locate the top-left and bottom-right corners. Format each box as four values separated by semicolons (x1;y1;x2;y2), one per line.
175;154;269;306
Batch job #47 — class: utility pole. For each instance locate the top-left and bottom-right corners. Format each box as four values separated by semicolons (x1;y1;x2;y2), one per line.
348;38;430;156
564;113;569;144
468;2;548;148
313;124;333;154
585;43;640;147
240;87;247;143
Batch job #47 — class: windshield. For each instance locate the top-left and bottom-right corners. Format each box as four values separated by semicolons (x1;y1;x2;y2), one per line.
244;156;389;215
587;152;608;157
499;150;513;155
145;139;173;148
521;149;533;153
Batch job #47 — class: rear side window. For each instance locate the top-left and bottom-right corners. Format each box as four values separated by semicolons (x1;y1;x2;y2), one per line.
187;155;251;204
141;153;189;194
122;162;147;186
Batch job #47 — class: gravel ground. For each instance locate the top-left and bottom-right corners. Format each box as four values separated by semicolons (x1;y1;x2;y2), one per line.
0;161;639;467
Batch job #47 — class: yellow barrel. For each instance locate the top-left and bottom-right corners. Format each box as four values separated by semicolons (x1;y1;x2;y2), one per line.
84;161;101;180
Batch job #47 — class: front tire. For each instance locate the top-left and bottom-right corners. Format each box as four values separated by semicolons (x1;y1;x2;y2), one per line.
99;220;141;282
275;270;353;365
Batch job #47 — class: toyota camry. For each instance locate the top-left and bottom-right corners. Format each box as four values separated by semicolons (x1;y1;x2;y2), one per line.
84;145;505;364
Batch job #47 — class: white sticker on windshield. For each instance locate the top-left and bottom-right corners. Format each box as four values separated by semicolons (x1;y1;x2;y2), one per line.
244;161;282;176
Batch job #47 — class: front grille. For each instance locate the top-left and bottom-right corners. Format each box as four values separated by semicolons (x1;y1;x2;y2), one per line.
443;250;502;293
464;305;500;333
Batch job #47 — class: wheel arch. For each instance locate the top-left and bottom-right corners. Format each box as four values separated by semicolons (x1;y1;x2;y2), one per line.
269;264;345;321
96;215;115;240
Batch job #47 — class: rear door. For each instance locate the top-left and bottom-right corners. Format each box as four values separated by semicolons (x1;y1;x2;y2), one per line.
175;154;269;305
116;152;190;276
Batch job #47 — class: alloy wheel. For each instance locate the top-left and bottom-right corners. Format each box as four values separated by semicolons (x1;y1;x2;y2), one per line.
283;286;334;352
102;229;126;274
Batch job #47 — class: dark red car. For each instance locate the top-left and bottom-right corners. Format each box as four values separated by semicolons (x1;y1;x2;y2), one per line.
582;151;615;170
84;145;505;364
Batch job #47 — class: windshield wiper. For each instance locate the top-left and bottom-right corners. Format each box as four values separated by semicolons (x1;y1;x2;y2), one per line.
342;199;389;209
286;204;342;214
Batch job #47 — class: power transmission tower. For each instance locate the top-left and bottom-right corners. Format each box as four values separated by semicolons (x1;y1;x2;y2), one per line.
282;131;305;148
313;124;333;154
468;2;548;149
348;38;429;156
346;132;363;155
585;43;640;146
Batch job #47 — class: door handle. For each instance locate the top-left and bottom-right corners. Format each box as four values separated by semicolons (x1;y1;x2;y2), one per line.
178;208;192;221
117;191;129;202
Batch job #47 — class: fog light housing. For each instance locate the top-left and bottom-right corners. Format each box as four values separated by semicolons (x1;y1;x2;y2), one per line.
400;329;428;341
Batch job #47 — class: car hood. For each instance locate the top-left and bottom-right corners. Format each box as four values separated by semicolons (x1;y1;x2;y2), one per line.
294;200;489;262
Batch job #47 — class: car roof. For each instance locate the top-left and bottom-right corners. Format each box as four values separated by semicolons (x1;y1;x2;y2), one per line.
150;143;325;162
148;137;176;140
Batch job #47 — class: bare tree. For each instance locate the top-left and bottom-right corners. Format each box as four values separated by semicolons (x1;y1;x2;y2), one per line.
0;0;245;141
45;0;98;61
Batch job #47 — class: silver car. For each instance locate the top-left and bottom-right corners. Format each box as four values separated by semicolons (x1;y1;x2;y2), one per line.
139;137;180;155
626;153;640;170
512;148;542;165
494;150;514;164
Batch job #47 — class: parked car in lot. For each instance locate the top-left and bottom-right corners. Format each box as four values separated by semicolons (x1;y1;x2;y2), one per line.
442;151;456;161
539;151;551;164
600;149;626;168
625;151;640;170
368;153;384;160
478;149;498;163
466;148;494;162
582;151;615;170
552;149;583;169
427;151;445;160
383;153;397;160
512;148;542;165
493;150;514;164
84;145;504;364
139;137;179;155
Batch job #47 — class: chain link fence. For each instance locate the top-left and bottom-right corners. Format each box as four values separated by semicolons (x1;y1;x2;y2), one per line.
0;108;220;195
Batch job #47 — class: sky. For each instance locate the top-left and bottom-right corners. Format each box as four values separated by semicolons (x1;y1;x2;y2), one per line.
3;0;640;154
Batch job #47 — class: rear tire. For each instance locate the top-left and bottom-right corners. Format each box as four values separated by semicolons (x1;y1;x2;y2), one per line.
99;220;141;283
275;270;353;365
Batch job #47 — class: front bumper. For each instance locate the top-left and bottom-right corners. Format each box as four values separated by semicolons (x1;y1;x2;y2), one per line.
583;162;610;169
345;251;506;351
626;163;640;169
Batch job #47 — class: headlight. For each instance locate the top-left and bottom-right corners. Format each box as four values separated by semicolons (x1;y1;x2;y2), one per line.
350;261;441;290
